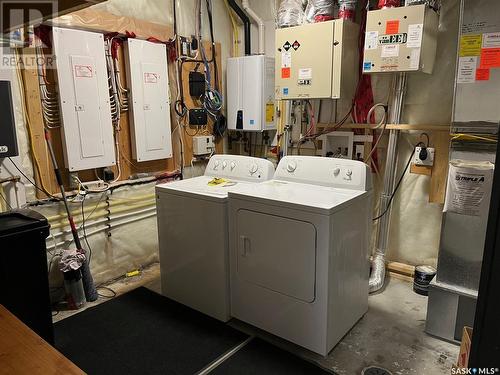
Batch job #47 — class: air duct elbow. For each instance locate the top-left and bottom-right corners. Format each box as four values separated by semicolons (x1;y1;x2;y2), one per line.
369;251;386;293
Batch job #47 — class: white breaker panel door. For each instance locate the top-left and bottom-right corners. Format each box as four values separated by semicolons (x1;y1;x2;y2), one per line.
53;27;116;171
125;39;172;161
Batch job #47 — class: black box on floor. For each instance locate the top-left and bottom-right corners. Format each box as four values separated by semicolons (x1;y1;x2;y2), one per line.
0;210;53;344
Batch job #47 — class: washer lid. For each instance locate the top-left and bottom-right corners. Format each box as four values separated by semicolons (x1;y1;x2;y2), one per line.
156;176;257;202
228;180;366;215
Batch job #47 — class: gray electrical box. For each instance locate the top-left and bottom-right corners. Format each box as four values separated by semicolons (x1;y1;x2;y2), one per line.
363;4;439;74
0;81;19;158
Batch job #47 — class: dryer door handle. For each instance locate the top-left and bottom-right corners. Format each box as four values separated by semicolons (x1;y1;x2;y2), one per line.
239;235;251;257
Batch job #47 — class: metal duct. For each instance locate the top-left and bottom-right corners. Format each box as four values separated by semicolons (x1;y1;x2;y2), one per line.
304;0;336;23
227;0;251;55
277;0;304;28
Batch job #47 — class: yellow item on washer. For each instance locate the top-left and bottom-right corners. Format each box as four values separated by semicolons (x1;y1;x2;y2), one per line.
207;178;228;186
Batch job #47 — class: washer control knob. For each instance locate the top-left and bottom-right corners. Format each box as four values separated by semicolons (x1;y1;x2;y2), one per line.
345;169;353;181
230;161;236;170
249;163;258;174
333;168;341;176
213;160;220;170
287;161;297;173
222;160;228;169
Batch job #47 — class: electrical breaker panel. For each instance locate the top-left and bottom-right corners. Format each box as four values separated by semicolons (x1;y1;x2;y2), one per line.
275;19;359;100
363;5;438;74
52;27;116;171
227;55;275;132
124;38;172;161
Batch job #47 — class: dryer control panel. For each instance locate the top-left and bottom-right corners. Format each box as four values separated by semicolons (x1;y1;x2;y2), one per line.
205;155;275;182
275;156;372;191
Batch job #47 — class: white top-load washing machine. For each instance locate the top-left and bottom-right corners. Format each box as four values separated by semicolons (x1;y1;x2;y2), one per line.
228;155;373;355
156;155;275;322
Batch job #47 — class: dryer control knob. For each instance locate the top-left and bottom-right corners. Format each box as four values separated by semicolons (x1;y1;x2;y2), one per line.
230;161;236;170
287;161;297;173
222;160;228;169
249;163;258;174
333;168;341;176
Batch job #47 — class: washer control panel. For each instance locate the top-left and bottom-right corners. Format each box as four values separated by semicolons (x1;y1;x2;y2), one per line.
275;156;372;191
205;155;275;182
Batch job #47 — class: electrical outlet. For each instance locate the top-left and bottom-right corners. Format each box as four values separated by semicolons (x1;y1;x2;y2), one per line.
414;146;435;166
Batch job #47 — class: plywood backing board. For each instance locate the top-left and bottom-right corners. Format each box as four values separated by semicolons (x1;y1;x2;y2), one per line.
429;131;451;204
20;60;58;198
178;41;224;166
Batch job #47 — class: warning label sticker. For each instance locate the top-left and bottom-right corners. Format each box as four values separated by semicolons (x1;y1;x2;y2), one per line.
364;31;378;50
457;56;477;83
266;102;274;123
74;65;93;78
385;20;400;35
407;24;423;48
459;34;482;57
482;32;500;48
281;67;291;79
144;72;158;83
475;68;490;81
480;47;500;68
281;51;291;68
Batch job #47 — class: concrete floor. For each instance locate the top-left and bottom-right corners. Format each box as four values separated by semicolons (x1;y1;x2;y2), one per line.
54;263;459;374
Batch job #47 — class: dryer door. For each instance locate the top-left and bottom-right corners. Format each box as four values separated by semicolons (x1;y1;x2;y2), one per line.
235;209;316;303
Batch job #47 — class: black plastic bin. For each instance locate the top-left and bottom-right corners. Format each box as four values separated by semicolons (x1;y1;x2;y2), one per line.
0;209;53;344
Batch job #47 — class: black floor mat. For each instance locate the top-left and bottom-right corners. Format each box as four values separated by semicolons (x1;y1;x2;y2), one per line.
55;287;248;375
211;338;333;375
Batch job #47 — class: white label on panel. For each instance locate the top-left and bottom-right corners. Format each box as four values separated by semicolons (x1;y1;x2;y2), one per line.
409;48;420;69
407;24;424;48
457;56;477;83
364;31;379;50
298;68;312;79
144;72;159;83
70;55;105;158
482;32;500;48
381;44;399;57
281;51;291;68
74;65;93;78
141;62;165;152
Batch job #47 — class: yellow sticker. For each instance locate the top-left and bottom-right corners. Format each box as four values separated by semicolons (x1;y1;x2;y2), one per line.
266;102;275;123
459;34;483;57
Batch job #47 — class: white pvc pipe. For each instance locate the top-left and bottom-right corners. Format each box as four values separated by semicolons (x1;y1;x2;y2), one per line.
46;211;157;252
242;0;265;54
49;206;156;240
